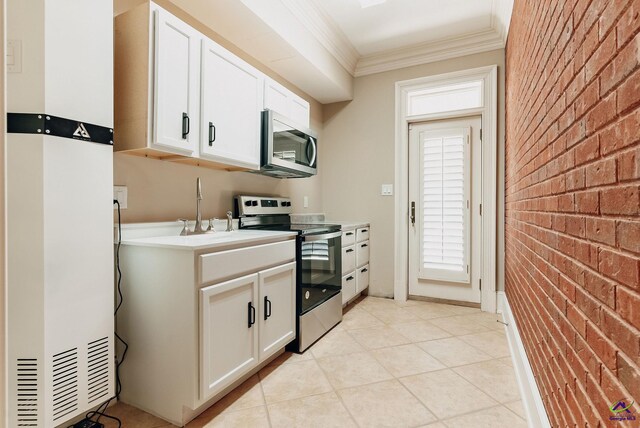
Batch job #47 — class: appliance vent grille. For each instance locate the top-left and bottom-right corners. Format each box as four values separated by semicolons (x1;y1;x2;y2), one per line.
16;358;39;427
87;336;110;403
52;348;78;421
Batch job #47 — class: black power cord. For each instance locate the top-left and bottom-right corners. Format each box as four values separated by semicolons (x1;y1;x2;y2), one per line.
69;201;128;428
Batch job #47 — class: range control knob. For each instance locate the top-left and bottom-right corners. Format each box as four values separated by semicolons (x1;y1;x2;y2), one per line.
286;202;292;207
251;200;258;206
244;200;252;206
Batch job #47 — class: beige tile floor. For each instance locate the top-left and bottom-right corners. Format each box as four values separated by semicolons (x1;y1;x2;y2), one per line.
101;296;528;428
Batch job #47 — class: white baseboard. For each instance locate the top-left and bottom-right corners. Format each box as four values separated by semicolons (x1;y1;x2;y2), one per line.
497;291;551;428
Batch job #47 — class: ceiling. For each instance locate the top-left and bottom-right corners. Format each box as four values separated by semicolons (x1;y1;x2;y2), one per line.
116;0;513;103
314;0;496;57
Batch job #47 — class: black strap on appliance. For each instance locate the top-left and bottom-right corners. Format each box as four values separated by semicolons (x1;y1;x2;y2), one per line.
7;113;113;145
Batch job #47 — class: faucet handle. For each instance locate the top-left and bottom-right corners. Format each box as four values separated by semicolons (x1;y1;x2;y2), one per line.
177;218;189;236
206;218;216;232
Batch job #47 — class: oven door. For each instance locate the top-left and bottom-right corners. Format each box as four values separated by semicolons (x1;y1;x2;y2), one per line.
299;231;342;315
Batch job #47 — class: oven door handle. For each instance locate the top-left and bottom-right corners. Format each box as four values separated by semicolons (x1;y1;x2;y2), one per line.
302;231;341;242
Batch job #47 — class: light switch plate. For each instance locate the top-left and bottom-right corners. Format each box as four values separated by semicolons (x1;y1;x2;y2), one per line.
381;184;393;196
113;186;128;209
303;196;309;208
7;40;22;73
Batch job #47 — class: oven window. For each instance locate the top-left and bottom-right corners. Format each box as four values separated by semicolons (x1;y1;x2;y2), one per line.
300;235;341;315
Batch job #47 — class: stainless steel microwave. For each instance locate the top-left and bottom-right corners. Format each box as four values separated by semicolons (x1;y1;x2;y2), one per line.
259;109;318;178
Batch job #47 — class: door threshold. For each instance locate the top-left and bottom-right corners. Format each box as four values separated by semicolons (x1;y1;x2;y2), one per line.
407;295;480;309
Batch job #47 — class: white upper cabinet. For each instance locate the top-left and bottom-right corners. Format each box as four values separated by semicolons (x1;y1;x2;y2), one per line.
115;2;311;170
264;79;311;129
200;39;263;169
153;7;200;155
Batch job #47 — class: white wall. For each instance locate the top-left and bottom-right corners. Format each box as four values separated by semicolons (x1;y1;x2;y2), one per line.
321;49;506;297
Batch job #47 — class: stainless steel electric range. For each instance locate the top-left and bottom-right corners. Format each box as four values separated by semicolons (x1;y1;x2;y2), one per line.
234;195;342;352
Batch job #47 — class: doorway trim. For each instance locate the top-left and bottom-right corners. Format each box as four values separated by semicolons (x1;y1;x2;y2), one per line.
394;65;498;312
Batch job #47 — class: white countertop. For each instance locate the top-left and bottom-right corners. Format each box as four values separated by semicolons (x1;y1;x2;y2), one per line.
119;223;297;251
328;221;370;230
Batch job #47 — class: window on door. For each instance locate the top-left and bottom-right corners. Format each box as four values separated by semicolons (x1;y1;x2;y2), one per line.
419;127;470;283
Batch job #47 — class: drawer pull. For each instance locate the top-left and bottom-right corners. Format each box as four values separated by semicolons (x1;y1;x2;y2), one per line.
346;249;354;253
346;232;354;236
361;244;368;248
264;296;272;320
248;302;256;328
346;276;354;281
360;229;368;233
361;268;368;273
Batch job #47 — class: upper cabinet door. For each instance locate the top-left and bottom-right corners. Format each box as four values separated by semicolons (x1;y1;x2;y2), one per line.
152;7;200;155
264;79;311;129
200;39;263;169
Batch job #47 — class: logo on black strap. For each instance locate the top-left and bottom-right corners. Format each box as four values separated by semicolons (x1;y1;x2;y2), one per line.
73;123;91;139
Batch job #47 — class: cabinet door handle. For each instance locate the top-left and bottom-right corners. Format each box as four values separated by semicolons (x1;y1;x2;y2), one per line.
208;122;216;146
361;244;368;248
182;112;190;139
346;276;354;281
248;302;256;328
361;268;368;273
346;249;354;253
264;296;272;320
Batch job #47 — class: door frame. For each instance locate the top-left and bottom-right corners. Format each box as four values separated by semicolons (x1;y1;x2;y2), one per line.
394;65;498;312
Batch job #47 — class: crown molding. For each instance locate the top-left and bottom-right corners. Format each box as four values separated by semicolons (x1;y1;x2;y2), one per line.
280;0;359;74
354;28;504;77
491;0;514;45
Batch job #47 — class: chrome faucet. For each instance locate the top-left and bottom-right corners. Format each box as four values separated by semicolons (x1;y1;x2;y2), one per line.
177;178;208;235
226;211;234;232
194;177;206;234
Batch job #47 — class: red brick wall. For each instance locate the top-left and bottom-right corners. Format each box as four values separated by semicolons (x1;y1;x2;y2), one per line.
505;0;640;426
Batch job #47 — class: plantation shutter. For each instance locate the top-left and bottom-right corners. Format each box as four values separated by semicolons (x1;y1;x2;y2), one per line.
420;127;470;283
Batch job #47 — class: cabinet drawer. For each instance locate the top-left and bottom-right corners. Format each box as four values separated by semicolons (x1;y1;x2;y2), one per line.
342;245;356;274
342;230;355;247
199;240;295;285
342;272;357;305
356;241;370;267
356;227;369;242
357;265;369;293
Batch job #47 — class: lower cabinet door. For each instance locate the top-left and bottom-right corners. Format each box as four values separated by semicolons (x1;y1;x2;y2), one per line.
199;273;259;400
342;272;357;304
258;262;296;361
357;264;370;293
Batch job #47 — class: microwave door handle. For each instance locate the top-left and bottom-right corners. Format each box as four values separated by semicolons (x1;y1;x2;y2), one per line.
308;137;317;167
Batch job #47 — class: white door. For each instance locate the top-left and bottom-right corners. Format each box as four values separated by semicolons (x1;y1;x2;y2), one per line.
200;38;263;169
152;7;200;155
258;262;296;361
408;116;482;303
199;274;259;400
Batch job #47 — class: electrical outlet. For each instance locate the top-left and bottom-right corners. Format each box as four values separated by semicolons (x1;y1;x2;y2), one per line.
381;184;393;196
113;185;128;209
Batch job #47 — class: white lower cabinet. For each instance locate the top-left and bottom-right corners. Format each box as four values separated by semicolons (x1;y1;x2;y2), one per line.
200;274;259;400
342;272;357;305
258;262;296;361
118;237;296;426
199;262;296;401
357;264;370;293
341;225;370;306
